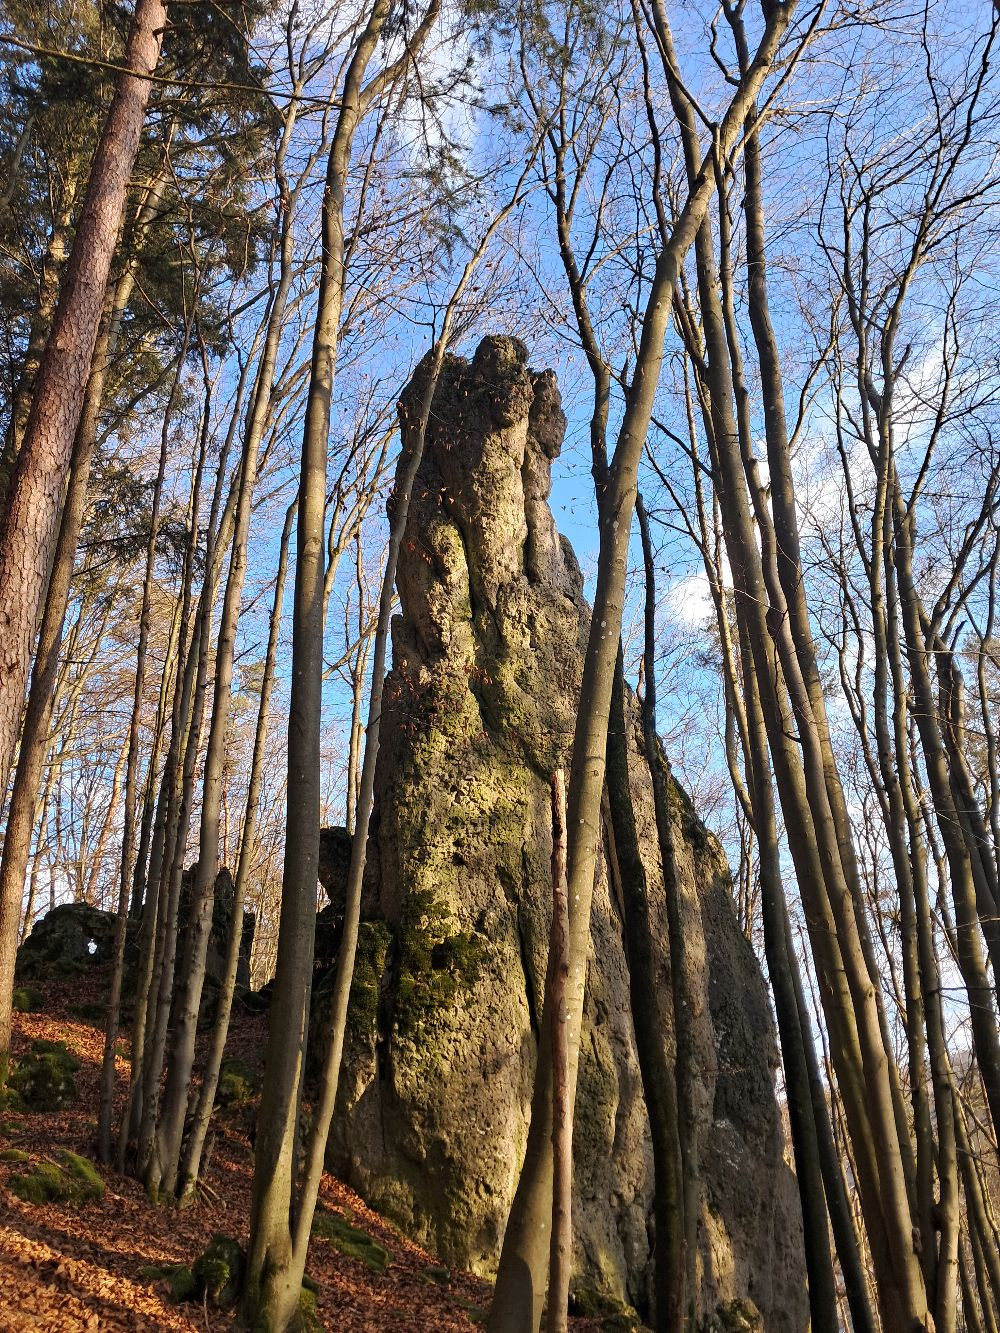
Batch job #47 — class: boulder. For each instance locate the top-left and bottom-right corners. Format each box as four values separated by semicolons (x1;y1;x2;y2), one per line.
16;902;121;977
17;874;255;1005
327;337;806;1328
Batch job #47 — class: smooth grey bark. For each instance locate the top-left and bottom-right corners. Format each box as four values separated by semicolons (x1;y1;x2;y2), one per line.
151;119;303;1200
244;4;441;1323
605;650;684;1332
177;497;296;1202
96;339;173;1163
634;500;698;1325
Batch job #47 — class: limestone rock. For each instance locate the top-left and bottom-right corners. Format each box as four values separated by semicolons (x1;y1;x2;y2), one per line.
329;336;806;1328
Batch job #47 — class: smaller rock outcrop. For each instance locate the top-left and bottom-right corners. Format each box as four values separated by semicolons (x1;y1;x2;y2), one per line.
16;902;127;977
17;876;256;1003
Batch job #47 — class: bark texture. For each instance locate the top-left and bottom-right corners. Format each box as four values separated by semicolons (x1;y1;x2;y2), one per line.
0;0;167;802
328;337;806;1328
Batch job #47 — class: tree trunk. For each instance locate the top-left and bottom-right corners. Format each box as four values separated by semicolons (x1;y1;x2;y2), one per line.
151;142;301;1200
177;498;295;1203
244;4;441;1322
545;769;571;1333
0;0;167;802
604;652;684;1332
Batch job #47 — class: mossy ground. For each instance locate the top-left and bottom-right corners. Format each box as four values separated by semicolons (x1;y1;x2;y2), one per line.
139;1261;198;1303
68;1000;107;1024
9;1038;81;1110
8;1148;105;1205
312;1210;392;1273
12;986;44;1013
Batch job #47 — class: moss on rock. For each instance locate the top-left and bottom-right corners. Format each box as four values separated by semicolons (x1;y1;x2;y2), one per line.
12;985;43;1013
311;1210;391;1272
570;1288;641;1330
703;1299;763;1333
348;919;392;1035
60;1150;104;1199
9;1039;80;1110
192;1233;245;1308
0;1089;26;1114
216;1058;258;1108
393;890;484;1035
421;1265;451;1286
8;1149;104;1204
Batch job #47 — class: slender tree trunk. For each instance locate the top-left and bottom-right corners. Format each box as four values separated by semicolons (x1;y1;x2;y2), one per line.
604;651;684;1332
96;339;175;1163
0;0;167;802
243;6;387;1313
546;769;571;1333
635;500;698;1322
244;6;440;1322
177;498;295;1202
152;143;301;1199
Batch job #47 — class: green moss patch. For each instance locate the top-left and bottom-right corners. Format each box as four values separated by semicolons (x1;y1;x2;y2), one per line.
348;920;392;1034
291;1285;323;1332
456;1300;488;1324
312;1210;391;1272
0;1147;29;1162
68;1000;107;1024
708;1299;763;1333
139;1262;197;1303
394;890;484;1034
216;1058;259;1108
9;1039;81;1110
8;1149;104;1205
192;1233;245;1308
422;1265;451;1286
570;1288;641;1330
12;986;44;1013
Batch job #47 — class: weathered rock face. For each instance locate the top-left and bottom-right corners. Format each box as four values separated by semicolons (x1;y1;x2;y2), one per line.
329;337;806;1328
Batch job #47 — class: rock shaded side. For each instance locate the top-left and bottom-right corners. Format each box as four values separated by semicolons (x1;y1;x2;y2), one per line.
329;336;806;1329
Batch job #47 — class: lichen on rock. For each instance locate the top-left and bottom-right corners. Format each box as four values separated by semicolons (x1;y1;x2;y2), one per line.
327;336;806;1329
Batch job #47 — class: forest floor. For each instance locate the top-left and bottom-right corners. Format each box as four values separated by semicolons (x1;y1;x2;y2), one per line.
1;974;603;1331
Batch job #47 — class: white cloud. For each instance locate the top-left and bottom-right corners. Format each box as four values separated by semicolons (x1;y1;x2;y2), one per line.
667;570;715;627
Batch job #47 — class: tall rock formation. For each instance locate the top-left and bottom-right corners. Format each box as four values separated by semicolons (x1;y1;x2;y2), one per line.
328;336;806;1329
